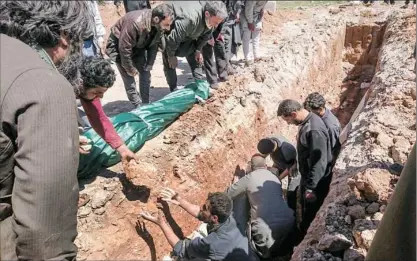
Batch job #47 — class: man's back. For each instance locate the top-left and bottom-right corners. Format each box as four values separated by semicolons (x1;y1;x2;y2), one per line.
168;1;207;40
0;34;79;259
322;108;341;153
245;169;294;225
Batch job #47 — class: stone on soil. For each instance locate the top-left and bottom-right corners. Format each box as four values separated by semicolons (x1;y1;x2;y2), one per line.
365;202;379;214
317;233;353;252
91;190;114;209
78;206;92;218
343;248;365;261
347;205;366;220
351;168;392;202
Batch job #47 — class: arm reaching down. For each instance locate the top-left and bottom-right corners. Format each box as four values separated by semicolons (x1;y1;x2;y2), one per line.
160;188;200;218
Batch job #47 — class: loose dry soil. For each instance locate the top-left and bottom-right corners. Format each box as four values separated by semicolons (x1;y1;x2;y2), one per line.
75;2;416;260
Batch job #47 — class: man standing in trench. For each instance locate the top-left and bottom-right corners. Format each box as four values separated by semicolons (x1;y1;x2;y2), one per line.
163;1;228;92
106;4;174;107
0;1;93;258
304;92;342;160
141;189;258;260
277;99;333;237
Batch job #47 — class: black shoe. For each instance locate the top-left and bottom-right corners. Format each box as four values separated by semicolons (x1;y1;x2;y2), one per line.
210;83;219;90
219;76;229;82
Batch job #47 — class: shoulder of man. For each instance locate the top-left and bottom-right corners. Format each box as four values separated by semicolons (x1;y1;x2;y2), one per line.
0;35;54;101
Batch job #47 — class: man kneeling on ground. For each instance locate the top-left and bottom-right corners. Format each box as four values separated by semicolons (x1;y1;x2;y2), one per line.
141;190;258;260
226;154;295;258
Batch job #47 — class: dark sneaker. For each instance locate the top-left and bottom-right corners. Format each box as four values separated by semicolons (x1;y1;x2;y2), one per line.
210;83;219;90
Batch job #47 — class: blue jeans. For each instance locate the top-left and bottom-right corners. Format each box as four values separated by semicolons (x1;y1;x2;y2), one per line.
83;39;97;57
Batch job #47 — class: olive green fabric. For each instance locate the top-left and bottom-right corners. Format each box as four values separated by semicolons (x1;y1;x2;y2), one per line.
77;80;209;179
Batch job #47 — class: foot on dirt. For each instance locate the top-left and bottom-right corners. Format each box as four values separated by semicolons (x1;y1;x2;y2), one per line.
245;60;254;67
210;83;219;90
219;76;229;82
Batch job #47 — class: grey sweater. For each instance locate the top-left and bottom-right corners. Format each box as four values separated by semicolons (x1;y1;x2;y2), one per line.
226;168;294;227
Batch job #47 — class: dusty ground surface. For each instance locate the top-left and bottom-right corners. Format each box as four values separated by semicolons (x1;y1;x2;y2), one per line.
75;2;416;260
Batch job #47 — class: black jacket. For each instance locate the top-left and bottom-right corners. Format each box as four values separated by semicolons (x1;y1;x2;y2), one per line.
297;113;332;190
114;0;151;13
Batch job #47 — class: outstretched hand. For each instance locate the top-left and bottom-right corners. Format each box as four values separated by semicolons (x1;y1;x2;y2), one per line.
160;187;180;205
140;209;166;226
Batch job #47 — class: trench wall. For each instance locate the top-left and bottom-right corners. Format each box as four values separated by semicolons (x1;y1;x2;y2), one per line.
292;11;416;261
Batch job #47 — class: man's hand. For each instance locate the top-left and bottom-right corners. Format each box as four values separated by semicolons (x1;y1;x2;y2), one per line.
305;189;317;203
259;9;265;21
160;188;180;205
235;13;240;24
140;209;166;226
127;69;138;77
195;51;203;65
168;56;178;69
143;64;153;72
79;135;91;154
117;144;138;163
207;38;215;46
248;23;255;32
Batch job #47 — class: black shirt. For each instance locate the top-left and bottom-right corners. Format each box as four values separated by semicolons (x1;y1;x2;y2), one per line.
321;108;341;155
297;113;332;190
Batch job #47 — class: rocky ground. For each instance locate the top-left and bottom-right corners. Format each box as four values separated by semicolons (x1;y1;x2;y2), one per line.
75;2;416;260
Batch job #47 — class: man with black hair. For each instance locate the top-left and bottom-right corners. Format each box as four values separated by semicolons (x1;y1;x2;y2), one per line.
77;56;137;161
106;3;174;107
163;1;228;91
141;189;257;260
277;99;332;236
226;154;294;258
257;136;300;214
304;92;341;159
0;1;93;258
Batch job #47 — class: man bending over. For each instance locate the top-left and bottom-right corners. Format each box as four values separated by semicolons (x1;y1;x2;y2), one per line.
141;190;257;260
226;154;295;258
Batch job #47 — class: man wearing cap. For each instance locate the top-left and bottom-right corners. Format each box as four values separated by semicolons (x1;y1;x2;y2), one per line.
257;135;299;214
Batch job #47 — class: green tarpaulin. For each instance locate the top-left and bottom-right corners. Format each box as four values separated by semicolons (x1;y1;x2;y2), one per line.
77;80;209;179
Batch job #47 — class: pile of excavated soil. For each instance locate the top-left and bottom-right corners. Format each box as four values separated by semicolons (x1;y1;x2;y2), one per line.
76;3;415;260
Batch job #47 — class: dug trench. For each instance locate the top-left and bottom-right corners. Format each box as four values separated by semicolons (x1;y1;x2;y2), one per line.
75;8;416;261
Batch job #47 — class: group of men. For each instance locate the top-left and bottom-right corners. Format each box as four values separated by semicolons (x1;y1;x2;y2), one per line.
362;0;416;7
140;92;342;260
96;0;269;107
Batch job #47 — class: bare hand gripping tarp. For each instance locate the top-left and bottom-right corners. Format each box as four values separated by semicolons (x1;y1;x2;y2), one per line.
77;80;209;179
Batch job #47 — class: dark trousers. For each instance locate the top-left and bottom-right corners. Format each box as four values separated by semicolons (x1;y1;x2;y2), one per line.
162;41;205;91
202;24;233;85
363;0;374;3
405;0;416;4
300;171;332;236
106;34;150;106
384;0;395;3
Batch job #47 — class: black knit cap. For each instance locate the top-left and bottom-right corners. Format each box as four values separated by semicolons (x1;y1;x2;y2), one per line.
257;138;276;154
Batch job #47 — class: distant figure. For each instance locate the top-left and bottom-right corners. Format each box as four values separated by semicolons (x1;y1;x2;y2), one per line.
114;0;151;14
401;0;416;8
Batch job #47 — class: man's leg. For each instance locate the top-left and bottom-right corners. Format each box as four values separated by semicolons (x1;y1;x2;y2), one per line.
221;24;234;75
213;34;229;81
162;52;178;92
240;14;253;63
185;50;205;82
252;22;262;61
116;63;142;107
202;43;219;88
133;49;151;104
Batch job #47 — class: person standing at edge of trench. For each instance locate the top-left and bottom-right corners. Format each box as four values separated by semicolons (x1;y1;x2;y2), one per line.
114;0;151;15
277;99;333;238
0;1;94;259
